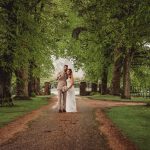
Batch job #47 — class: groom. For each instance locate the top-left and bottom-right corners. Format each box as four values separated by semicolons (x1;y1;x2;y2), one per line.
56;65;68;113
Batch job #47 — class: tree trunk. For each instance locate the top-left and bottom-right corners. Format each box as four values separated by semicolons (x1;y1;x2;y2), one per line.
28;76;35;97
35;78;40;95
91;83;97;92
121;50;134;99
80;82;87;96
101;66;108;95
44;82;50;95
111;48;123;95
98;84;101;93
0;1;15;106
0;68;13;106
28;61;37;97
28;77;41;96
14;67;30;100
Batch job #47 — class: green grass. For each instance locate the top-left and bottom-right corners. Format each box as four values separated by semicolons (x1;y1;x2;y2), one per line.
0;96;50;128
106;106;150;150
87;94;150;103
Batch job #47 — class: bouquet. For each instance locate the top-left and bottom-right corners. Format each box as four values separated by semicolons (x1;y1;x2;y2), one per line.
62;86;68;92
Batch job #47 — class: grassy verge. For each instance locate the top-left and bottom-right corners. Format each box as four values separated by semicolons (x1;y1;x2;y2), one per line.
86;94;150;103
106;105;150;150
0;96;51;128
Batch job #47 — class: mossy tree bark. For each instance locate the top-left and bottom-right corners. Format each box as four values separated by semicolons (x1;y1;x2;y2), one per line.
121;49;134;99
111;48;123;96
101;65;108;95
15;67;30;100
0;68;13;106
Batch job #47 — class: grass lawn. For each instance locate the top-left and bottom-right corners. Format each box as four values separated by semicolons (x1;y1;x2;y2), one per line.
106;106;150;150
0;96;51;128
87;94;150;103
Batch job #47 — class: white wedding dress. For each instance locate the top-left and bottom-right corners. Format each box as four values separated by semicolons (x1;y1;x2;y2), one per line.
66;78;77;112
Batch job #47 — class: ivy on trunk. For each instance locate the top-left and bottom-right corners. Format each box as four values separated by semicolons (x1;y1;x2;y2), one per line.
121;49;134;99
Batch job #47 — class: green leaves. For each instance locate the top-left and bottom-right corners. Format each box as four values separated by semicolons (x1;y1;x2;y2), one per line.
68;0;150;87
0;0;149;87
0;0;73;77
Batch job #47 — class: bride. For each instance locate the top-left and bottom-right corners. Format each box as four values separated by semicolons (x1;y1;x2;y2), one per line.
66;69;77;112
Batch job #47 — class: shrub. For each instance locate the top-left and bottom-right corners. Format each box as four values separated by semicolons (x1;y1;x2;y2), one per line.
31;92;36;97
90;92;100;96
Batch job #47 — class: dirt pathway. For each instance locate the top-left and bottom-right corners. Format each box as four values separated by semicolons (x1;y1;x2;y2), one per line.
0;97;109;150
81;97;144;150
0;96;144;150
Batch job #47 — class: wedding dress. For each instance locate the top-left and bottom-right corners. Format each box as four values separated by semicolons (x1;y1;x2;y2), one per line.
66;78;77;112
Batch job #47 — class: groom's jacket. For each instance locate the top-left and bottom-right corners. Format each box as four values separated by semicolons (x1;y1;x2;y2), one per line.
57;71;67;90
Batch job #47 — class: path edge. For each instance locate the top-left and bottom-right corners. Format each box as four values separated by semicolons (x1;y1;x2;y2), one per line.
96;108;139;150
0;97;56;145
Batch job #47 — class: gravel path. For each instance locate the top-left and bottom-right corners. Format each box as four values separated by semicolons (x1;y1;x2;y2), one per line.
0;97;110;150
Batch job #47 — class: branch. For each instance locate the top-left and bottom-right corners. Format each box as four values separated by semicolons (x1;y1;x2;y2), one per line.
30;0;41;10
72;27;87;40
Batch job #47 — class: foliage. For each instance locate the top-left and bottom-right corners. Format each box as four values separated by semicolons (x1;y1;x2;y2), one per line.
131;64;150;86
0;0;150;97
0;0;74;78
31;92;36;97
68;0;150;87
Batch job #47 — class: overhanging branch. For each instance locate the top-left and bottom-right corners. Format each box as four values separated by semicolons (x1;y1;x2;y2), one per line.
72;27;87;39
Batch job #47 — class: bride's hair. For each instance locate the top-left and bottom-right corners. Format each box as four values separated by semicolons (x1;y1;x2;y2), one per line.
68;69;72;74
68;69;73;78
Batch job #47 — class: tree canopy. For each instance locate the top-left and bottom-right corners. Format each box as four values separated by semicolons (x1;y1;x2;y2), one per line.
0;0;150;105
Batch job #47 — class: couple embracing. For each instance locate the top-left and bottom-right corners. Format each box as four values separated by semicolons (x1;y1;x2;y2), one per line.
56;65;77;113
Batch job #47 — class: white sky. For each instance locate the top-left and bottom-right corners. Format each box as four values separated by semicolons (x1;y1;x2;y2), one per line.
53;57;84;79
